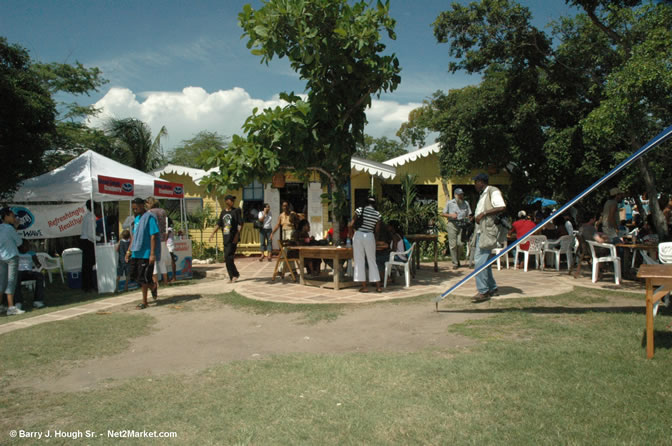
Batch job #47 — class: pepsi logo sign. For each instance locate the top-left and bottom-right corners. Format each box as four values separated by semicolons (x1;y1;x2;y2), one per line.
173;186;183;195
122;182;134;193
12;207;34;230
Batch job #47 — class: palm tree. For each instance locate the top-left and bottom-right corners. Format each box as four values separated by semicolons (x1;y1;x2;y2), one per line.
105;118;167;171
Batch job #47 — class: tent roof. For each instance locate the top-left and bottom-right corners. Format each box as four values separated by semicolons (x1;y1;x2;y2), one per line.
11;150;169;202
149;164;207;179
351;156;396;180
383;142;440;167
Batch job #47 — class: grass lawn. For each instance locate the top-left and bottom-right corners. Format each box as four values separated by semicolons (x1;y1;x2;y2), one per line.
1;287;671;445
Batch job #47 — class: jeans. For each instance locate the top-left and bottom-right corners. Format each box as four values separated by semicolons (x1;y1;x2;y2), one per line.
474;235;497;294
0;256;19;295
260;228;272;253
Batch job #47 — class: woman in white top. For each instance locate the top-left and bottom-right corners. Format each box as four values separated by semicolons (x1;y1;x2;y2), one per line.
349;196;382;293
0;208;25;315
258;203;273;261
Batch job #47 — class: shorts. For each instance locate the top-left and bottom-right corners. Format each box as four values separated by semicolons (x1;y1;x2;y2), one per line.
153;256;167;275
129;258;153;285
117;261;130;278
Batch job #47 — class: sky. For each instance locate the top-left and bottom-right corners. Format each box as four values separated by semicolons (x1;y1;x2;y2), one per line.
1;0;577;153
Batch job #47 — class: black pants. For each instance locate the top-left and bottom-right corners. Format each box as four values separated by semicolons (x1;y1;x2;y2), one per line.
224;241;239;280
80;239;97;292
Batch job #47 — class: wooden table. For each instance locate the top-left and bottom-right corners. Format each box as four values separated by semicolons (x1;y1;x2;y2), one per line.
288;246;355;290
637;264;672;359
405;234;439;274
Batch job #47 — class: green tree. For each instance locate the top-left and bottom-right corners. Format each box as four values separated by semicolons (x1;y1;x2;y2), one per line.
0;37;56;199
105;118;168;172
399;0;672;235
355;135;407;162
170;131;229;169
202;0;401;242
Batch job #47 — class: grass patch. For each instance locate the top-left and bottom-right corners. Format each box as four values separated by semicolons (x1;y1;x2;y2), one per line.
213;291;346;324
0;312;155;385
2;286;670;444
3;304;672;445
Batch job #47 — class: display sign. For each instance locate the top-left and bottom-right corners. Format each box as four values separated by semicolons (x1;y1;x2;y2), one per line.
98;175;134;196
171;239;193;280
154;180;184;199
10;203;87;239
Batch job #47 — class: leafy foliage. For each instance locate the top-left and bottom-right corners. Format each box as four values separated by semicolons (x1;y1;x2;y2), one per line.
0;37;56;199
355;135;407;162
203;0;401;200
105;118;168;172
379;174;443;235
398;0;672;231
169;131;229;169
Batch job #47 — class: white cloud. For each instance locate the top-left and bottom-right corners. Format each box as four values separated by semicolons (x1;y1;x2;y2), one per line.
87;86;422;152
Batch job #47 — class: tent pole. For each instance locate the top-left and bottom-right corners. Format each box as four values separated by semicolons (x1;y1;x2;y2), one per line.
101;202;108;243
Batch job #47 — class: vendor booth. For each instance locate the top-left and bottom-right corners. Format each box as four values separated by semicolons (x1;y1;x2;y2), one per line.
9;150;192;293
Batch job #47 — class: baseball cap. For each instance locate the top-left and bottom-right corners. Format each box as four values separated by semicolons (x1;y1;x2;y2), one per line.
473;173;489;183
454;188;464;195
224;194;236;201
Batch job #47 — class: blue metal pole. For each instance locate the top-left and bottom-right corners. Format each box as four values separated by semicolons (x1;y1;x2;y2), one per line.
434;124;672;309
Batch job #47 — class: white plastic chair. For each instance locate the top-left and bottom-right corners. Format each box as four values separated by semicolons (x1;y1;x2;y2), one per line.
36;252;65;283
586;241;621;285
514;235;547;272
659;242;672;264
491;242;509;270
543;235;574;271
383;243;415;289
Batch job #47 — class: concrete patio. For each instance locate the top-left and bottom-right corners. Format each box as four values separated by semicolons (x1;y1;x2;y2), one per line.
0;255;646;336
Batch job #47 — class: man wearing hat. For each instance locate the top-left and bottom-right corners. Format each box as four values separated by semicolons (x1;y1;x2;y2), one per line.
472;173;507;302
441;188;472;270
602;187;624;243
209;194;243;282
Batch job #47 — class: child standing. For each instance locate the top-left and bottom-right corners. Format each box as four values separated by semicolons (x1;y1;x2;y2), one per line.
115;230;131;292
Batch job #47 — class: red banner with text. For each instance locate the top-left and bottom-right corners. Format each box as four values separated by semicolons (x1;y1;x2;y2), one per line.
154;181;184;199
98;175;134;196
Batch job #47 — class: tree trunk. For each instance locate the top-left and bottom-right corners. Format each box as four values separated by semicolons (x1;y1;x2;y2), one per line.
637;157;668;240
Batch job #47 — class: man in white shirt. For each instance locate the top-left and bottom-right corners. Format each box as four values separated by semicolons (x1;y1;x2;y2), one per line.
472;173;507;302
79;200;97;292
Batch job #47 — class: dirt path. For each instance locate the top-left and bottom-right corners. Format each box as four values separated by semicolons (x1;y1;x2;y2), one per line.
32;299;486;392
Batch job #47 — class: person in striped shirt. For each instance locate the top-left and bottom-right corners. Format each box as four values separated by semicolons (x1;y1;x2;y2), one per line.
349;196;382;293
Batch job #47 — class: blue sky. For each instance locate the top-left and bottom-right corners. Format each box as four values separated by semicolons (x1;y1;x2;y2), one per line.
1;0;577;151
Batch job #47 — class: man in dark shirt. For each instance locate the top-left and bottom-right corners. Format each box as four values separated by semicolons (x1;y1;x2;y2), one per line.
209;194;242;282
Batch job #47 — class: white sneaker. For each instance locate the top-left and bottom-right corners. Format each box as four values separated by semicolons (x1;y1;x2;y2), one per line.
33;301;45;309
7;306;25;315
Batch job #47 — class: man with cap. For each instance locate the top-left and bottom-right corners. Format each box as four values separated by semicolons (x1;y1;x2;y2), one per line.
441;188;472;270
209;194;243;282
602;187;624;243
472;173;507;302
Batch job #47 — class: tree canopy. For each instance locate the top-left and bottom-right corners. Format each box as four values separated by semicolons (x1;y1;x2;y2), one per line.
0;37;56;199
105;118;168;172
398;0;672;233
355;135;407;163
169;131;229;169
202;0;401;213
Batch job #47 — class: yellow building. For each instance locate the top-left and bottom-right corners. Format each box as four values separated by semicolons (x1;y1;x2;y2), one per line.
145;144;510;257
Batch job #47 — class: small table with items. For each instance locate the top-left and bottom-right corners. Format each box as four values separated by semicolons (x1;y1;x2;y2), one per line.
288;246;355;290
405;234;439;275
637;264;672;359
615;242;659;279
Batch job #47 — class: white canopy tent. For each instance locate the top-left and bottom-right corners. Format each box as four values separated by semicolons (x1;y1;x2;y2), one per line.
11;150;169;203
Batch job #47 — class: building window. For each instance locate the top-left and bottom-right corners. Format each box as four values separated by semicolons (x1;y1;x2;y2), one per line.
185;198;203;215
243;180;264;201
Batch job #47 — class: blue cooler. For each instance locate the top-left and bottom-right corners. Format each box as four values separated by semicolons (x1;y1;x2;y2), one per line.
67;271;82;289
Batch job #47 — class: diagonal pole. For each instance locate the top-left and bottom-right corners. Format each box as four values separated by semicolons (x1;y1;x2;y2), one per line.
434;124;672;310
